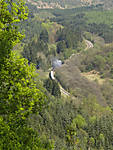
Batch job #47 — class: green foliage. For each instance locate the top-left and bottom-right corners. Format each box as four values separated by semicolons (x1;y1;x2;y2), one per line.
0;0;28;29
0;52;45;118
56;27;83;49
0;116;54;150
73;115;87;129
44;78;53;93
22;38;49;69
28;97;79;150
44;78;61;97
0;0;28;63
65;98;113;150
57;40;66;53
87;23;113;43
50;8;113;43
0;1;54;149
29;94;113;150
80;44;113;79
42;21;54;32
85;10;113;27
21;5;113;69
39;29;49;43
1;2;112;149
66;114;88;149
0;52;53;150
20;16;42;43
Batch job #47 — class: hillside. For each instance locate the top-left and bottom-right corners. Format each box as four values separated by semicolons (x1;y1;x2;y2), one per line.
1;1;113;150
28;0;113;9
21;3;113;108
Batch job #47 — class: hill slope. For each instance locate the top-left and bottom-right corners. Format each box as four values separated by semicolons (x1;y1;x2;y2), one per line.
28;0;113;9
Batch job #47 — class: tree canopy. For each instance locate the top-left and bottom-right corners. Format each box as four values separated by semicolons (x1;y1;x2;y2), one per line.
0;1;53;149
0;0;28;65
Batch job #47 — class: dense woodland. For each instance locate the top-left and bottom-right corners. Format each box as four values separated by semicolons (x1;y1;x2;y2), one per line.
0;0;113;150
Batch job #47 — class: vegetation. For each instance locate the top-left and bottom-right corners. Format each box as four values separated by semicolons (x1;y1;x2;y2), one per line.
0;0;28;66
44;78;61;97
21;4;113;69
79;44;113;78
29;96;113;150
0;0;113;149
85;10;113;27
0;0;53;149
0;52;54;150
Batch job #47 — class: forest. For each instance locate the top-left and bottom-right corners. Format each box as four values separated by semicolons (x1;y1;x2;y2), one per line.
0;0;113;150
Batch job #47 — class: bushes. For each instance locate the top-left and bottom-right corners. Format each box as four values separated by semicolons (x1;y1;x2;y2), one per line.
80;45;113;78
28;95;113;150
57;40;66;53
44;78;61;98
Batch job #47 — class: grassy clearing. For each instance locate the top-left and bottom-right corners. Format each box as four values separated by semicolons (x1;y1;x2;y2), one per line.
81;71;105;85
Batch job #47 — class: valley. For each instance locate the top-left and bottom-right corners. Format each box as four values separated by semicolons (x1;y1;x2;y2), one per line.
23;0;113;111
1;0;113;149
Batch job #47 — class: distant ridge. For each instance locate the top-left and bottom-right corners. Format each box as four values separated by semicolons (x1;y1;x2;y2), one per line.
27;0;113;9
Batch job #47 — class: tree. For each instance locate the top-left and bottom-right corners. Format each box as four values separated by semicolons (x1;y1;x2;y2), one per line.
0;1;54;149
0;115;54;150
0;52;52;149
0;52;45;117
52;80;61;98
44;78;53;94
22;39;49;69
57;40;66;53
44;78;61;97
73;115;87;129
66;115;88;149
0;0;28;66
39;30;49;43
